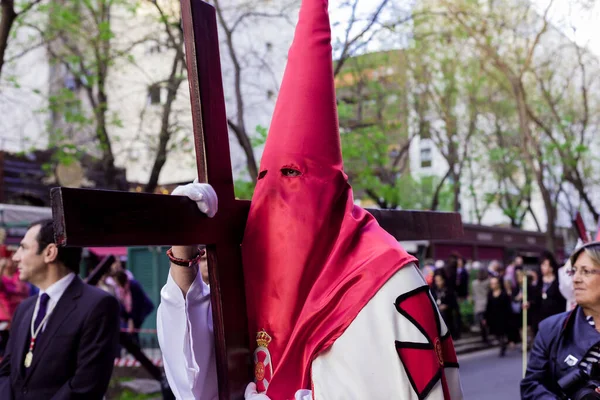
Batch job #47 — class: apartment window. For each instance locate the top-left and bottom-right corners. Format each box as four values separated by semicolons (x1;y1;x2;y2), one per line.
148;84;162;105
420;147;432;168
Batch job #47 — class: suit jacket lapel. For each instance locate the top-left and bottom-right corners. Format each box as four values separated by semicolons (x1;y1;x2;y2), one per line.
16;300;35;377
24;277;83;381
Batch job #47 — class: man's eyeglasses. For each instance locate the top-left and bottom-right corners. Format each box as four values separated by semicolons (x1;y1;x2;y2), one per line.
566;267;600;277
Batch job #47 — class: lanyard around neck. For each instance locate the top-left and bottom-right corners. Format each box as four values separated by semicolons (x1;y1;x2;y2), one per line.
30;299;53;339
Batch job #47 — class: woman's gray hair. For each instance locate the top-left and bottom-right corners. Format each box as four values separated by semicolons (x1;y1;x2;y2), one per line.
569;241;600;268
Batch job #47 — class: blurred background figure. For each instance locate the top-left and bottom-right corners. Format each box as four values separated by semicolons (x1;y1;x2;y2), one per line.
96;271;116;296
113;270;154;346
484;276;513;357
487;260;502;277
434;259;445;270
512;267;541;339
504;256;523;289
471;268;490;343
456;254;470;301
445;252;467;338
421;258;436;286
0;253;30;356
431;269;459;338
537;251;566;326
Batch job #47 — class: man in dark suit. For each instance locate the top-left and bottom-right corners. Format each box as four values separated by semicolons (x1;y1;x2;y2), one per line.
0;219;120;399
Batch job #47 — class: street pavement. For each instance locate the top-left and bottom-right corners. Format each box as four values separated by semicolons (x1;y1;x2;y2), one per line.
459;346;525;400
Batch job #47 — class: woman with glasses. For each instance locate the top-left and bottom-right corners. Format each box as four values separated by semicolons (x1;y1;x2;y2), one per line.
522;242;600;399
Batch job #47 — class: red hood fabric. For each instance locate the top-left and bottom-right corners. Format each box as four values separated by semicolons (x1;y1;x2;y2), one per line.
241;0;416;398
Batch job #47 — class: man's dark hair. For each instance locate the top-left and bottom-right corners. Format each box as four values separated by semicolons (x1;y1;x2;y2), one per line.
29;219;82;274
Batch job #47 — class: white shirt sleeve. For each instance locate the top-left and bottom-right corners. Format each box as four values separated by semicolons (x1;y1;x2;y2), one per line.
157;270;218;400
310;263;464;400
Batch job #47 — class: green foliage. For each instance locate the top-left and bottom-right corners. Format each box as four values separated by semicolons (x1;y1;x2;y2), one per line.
234;179;255;200
251;125;268;147
341;121;453;210
37;0;141;175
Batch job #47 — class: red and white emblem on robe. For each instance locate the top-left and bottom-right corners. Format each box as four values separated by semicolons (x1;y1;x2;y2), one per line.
394;286;459;399
254;330;274;392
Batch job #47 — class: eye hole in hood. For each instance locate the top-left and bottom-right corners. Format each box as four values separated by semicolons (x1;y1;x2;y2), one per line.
258;170;268;180
281;167;302;177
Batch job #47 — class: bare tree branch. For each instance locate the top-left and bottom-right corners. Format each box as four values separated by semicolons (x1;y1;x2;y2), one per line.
333;0;390;77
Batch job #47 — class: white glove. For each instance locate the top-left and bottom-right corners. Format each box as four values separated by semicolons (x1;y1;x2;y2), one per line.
171;181;218;218
244;383;270;400
295;390;312;400
244;383;312;400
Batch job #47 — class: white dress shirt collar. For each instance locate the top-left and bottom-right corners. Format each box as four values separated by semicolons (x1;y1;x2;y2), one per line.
33;272;76;331
40;272;76;302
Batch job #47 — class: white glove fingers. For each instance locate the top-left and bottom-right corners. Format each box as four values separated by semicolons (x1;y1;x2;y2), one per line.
170;182;218;218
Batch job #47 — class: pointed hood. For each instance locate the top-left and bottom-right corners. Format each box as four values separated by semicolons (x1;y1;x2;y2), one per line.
241;0;415;398
260;0;342;171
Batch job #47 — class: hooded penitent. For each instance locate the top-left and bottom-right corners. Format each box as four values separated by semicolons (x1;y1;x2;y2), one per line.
240;0;416;398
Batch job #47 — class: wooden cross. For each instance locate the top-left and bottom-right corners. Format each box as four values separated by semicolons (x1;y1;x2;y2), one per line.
50;1;463;399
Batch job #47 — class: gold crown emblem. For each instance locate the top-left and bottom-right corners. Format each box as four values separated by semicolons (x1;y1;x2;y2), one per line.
256;330;272;348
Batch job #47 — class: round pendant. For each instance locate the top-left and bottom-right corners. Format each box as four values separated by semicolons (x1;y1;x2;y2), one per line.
24;351;33;368
542;293;547;300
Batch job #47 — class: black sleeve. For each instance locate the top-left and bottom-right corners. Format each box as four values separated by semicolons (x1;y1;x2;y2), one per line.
50;295;120;400
528;284;542;308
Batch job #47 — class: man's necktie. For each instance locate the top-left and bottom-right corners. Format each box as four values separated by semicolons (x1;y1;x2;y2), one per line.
33;293;50;332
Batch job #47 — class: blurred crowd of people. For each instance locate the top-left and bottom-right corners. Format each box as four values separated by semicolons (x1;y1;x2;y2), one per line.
423;251;568;357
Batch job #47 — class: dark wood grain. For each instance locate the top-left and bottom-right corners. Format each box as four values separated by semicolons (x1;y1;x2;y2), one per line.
182;3;249;396
366;209;463;241
51;187;462;245
51;187;249;246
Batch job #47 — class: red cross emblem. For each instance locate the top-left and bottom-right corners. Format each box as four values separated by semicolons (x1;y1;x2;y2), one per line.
394;286;459;399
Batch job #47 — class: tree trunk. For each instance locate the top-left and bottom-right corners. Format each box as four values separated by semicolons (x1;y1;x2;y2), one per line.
227;119;259;181
213;0;258;182
145;52;185;193
528;205;542;233
569;169;599;222
0;0;16;79
365;188;392;209
511;77;556;251
540;183;557;253
452;170;461;213
96;77;117;189
430;168;452;211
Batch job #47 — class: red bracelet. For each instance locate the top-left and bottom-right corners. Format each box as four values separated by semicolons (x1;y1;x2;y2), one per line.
166;247;205;267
